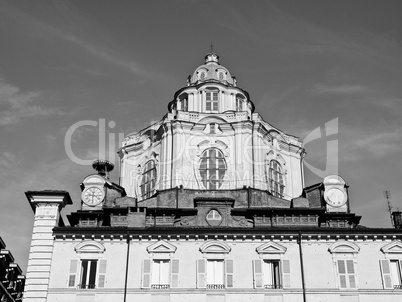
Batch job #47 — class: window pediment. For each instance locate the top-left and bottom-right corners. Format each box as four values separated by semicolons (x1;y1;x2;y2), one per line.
256;242;287;254
200;241;231;254
147;240;177;253
381;240;402;254
328;241;359;254
75;241;105;254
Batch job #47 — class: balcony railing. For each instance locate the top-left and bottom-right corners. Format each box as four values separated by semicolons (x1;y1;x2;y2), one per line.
77;284;96;289
151;284;170;289
207;284;225;289
394;285;402;289
264;284;282;289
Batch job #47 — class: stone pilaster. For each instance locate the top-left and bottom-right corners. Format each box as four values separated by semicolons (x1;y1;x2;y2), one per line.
23;191;72;302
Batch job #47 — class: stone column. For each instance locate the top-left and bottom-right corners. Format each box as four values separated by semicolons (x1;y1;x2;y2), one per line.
24;191;72;302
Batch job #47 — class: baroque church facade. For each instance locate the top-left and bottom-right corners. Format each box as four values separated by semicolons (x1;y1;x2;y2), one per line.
23;53;402;302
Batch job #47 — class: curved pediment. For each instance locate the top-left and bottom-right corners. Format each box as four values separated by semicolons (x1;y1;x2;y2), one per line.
328;241;359;254
198;116;227;124
381;240;402;254
75;241;105;254
147;240;177;253
200;241;231;254
256;242;287;254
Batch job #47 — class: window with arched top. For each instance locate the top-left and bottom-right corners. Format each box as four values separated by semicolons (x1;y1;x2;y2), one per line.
198;241;233;289
140;160;157;199
269;160;284;198
199;149;226;190
179;93;188;111
236;95;244;111
182;98;188;111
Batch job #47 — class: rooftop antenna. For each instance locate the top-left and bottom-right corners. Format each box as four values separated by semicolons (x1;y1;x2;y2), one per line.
383;190;394;227
210;42;214;54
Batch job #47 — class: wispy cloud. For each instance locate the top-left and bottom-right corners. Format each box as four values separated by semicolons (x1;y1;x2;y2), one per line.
0;78;61;125
218;1;402;68
1;1;156;79
310;84;368;95
308;82;402;114
345;126;402;159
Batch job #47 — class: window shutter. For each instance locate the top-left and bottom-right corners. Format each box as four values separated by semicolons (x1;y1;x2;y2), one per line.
171;259;180;288
142;259;152;288
346;260;357;289
68;259;78;287
380;260;393;289
253;259;263;288
225;259;234;288
337;260;347;288
97;260;107;288
282;259;291;288
197;259;207;288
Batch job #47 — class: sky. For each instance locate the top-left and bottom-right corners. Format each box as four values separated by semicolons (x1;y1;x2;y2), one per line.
1;0;402;272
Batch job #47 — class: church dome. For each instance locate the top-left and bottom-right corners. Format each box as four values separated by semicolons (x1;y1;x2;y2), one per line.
188;53;237;86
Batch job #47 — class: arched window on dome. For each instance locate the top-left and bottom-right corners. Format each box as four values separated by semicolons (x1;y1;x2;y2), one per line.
269;160;284;198
179;93;188;111
206;90;219;112
236;94;244;111
199;148;226;189
140;160;157;199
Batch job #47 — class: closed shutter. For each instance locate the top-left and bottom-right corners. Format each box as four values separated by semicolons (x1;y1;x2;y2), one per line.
253;259;263;288
97;260;107;288
197;259;207;288
225;259;234;288
142;259;152;288
282;259;291;288
346;260;357;289
68;259;78;287
380;260;393;289
171;259;180;288
337;260;347;288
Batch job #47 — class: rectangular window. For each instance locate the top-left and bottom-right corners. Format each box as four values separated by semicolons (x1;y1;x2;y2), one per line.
253;259;290;289
390;260;402;289
207;260;224;289
197;259;233;289
206;91;219;112
151;260;170;289
142;259;179;289
79;260;97;289
337;259;357;289
262;260;281;289
210;123;215;134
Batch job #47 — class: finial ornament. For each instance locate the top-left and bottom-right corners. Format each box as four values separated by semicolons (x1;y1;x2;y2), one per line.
210;42;214;53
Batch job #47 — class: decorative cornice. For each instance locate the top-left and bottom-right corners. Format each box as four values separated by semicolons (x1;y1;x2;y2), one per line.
256;241;287;254
200;241;231;254
328;241;360;254
381;240;402;254
147;240;177;253
74;240;105;254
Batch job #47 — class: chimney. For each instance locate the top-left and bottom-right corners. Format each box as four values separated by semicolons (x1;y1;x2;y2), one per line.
92;159;114;179
392;211;402;229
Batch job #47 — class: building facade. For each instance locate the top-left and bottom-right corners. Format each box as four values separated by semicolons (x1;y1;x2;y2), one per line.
1;236;25;302
24;53;402;302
